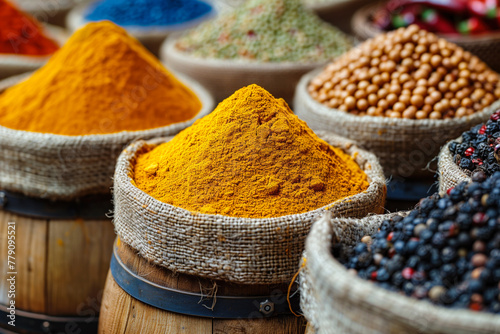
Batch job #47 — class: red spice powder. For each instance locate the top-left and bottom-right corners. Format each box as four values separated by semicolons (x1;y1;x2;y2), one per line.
0;0;59;56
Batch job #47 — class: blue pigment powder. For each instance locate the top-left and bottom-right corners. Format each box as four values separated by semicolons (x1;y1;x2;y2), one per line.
84;0;213;27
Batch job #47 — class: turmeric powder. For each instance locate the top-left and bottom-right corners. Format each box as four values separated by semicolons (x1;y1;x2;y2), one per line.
0;21;202;135
133;84;369;218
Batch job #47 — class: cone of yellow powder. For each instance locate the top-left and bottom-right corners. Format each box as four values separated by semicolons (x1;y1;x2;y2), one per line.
113;84;386;284
0;21;213;199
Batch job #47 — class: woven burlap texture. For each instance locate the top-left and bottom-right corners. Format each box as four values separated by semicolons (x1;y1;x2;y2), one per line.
438;138;471;196
113;131;387;284
301;212;500;334
295;69;500;178
160;36;328;104
0;73;214;200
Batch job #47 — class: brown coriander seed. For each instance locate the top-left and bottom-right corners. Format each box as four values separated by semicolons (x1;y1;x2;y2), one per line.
415;110;427;119
402;108;416;119
378;99;389;110
355;90;367;99
456;107;467;117
368;94;378;106
357;99;368;111
387;93;398;105
377;88;388;98
393;102;406;112
399;95;411;105
344;96;356;109
429;111;441;119
411;95;424;107
413;86;426;96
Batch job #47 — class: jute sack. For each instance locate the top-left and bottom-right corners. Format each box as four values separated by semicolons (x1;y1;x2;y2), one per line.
300;212;500;334
160;35;329;105
0;73;214;200
295;69;500;178
113;131;387;284
0;25;67;80
437;138;471;196
66;2;222;57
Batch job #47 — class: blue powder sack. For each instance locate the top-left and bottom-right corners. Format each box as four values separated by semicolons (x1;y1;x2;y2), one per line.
84;0;213;27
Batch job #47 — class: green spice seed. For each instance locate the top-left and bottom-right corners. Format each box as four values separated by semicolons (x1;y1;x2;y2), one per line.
175;0;352;63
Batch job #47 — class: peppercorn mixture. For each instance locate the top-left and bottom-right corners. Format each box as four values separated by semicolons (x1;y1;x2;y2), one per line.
309;24;500;119
337;173;500;313
449;110;500;176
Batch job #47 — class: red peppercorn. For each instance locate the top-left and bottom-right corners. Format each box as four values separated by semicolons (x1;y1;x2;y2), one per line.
371;271;378;281
478;125;487;134
465;147;475;156
472;158;483;166
446;187;454;195
491;112;500;121
387;231;394;242
402;267;415;280
472;212;486;225
388;248;396;258
469;302;483;311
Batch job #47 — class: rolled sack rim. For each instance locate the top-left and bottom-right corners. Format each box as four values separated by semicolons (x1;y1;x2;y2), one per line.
160;34;331;71
437;138;472;196
295;68;500;129
304;213;500;332
0;24;68;67
66;1;218;40
114;131;387;225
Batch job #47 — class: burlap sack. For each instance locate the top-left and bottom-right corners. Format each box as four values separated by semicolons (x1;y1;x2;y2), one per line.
437;139;471;196
0;73;214;200
295;69;500;178
66;2;223;56
301;212;500;334
160;36;329;105
113;131;387;284
0;25;67;80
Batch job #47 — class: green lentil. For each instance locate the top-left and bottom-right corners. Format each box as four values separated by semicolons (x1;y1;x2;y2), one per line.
175;0;352;63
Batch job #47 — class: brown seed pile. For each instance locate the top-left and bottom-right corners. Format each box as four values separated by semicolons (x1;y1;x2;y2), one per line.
308;25;500;119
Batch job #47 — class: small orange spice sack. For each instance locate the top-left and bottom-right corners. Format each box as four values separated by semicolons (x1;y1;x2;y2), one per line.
133;85;369;218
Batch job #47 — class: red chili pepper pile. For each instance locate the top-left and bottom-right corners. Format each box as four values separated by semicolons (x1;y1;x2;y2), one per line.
0;0;59;56
375;0;500;35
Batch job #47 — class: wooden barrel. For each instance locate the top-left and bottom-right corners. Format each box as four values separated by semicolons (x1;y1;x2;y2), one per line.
0;191;115;333
99;238;306;334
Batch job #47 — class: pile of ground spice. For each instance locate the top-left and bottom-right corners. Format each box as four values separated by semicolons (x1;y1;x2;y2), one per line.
0;0;58;56
133;84;369;218
0;21;202;135
84;0;213;27
175;0;352;62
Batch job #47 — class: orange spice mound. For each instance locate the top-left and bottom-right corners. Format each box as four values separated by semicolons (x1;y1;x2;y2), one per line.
133;84;369;218
0;21;202;135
